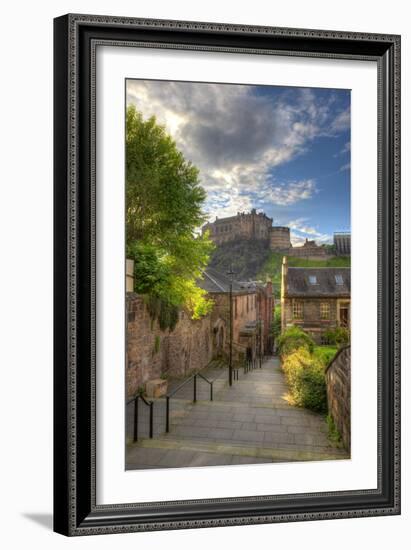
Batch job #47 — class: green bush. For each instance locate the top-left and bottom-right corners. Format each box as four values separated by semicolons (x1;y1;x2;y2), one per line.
282;348;327;413
313;345;338;367
322;327;350;346
277;326;315;357
271;305;282;341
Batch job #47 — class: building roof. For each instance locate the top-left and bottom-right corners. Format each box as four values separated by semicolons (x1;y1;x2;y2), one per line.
198;267;255;294
284;267;350;298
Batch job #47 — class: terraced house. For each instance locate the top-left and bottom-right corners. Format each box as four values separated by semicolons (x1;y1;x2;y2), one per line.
280;257;351;342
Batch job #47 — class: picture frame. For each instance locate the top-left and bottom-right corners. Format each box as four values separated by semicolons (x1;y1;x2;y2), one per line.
53;13;401;536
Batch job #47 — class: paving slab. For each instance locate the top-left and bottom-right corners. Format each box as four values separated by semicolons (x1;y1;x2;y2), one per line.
126;356;349;469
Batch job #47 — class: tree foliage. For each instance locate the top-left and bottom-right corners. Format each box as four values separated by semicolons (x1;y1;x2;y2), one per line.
126;106;214;327
271;304;282;341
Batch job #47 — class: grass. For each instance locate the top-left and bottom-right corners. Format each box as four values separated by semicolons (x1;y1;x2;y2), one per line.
287;256;351;268
313;345;338;367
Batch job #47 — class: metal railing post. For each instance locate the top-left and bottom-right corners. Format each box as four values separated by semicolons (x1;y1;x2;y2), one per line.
210;381;213;401
149;401;154;438
166;396;170;433
193;374;197;403
133;396;138;442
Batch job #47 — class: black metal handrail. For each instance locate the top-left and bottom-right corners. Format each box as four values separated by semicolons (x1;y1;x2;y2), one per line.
127;394;154;442
165;372;214;433
232;342;251;375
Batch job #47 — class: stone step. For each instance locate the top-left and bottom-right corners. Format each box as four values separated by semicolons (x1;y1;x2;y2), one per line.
134;436;349;463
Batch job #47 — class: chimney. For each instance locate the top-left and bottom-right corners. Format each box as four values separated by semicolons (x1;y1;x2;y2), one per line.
126;259;134;292
282;256;288;278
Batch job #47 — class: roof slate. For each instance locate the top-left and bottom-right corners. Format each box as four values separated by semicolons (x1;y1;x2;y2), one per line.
285;267;350;298
198;267;254;294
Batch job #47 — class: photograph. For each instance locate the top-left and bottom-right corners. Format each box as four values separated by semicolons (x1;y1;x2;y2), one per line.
52;11;400;536
125;79;352;470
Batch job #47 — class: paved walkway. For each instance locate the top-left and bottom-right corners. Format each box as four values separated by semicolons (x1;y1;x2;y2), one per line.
126;357;349;469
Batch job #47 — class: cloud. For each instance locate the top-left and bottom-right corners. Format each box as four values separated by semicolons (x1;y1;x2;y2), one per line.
340;163;351;172
334;141;351;157
256;179;317;206
329;107;350;133
287;217;332;245
127;80;349;220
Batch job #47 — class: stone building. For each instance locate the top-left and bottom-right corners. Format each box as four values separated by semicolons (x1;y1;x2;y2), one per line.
126;263;274;397
202;209;331;258
198;268;274;360
287;238;328;258
201;208;274;245
334;232;351;256
270;226;291;250
280;257;350;342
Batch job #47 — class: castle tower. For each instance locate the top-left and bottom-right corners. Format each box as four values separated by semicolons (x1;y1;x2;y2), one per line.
270;227;291;250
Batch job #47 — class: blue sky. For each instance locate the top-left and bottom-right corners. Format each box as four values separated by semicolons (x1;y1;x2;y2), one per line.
127;80;350;245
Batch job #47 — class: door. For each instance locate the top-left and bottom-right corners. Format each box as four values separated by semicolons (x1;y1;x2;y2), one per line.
339;302;350;328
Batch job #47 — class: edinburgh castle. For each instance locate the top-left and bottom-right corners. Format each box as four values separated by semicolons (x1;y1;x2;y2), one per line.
202;209;329;258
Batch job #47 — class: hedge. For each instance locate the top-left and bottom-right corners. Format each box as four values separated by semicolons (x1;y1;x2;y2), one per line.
276;325;315;357
282;348;327;413
322;326;350;346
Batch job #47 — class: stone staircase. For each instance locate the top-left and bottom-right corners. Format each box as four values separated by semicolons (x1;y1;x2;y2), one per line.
126;357;349;469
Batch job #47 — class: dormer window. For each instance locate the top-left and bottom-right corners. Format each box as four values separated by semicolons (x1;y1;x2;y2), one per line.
335;275;344;285
308;275;317;285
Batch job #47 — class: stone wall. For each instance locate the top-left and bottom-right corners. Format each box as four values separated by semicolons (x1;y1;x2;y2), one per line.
282;297;339;342
203;210;273;245
326;345;351;451
126;283;273;397
209;293;254;342
270;227;291;250
126;294;213;398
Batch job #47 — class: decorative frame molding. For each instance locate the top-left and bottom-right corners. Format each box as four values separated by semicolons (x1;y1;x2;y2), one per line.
54;13;400;536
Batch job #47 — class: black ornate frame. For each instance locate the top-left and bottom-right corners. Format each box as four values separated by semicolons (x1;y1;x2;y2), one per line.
53;13;401;536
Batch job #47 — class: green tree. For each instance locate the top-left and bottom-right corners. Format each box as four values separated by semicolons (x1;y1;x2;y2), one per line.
126;106;214;327
271;304;282;342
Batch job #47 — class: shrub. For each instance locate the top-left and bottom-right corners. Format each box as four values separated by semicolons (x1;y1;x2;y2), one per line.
313;346;338;367
277;326;315;357
322;327;350;346
271;305;282;341
282;348;327;413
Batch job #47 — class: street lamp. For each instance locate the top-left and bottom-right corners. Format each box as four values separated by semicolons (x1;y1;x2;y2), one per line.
256;290;262;369
227;265;235;386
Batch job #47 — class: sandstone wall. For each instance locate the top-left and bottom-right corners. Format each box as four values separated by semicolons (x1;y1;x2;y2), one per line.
282;298;339;342
326;345;351;451
126;294;213;398
203;211;273;245
270;227;291;249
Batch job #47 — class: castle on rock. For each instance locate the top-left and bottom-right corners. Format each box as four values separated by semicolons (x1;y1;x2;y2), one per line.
201;209;328;258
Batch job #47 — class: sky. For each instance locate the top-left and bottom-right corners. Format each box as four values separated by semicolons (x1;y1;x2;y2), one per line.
126;79;351;246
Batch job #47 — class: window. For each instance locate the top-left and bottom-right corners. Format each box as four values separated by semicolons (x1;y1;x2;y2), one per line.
308;275;317;285
320;302;330;320
292;301;303;319
335;275;344;285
